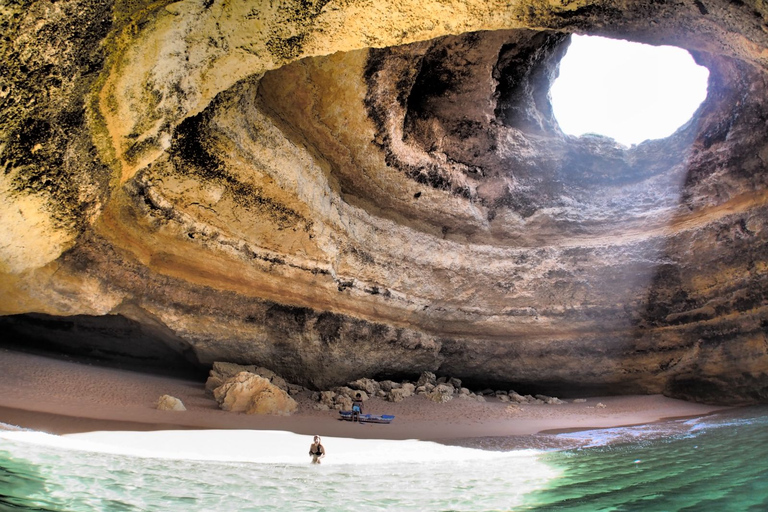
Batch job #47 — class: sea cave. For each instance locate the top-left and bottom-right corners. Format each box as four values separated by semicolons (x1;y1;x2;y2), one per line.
1;0;767;406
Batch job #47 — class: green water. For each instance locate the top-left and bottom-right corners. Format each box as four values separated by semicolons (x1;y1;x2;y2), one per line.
1;407;766;511
524;407;768;511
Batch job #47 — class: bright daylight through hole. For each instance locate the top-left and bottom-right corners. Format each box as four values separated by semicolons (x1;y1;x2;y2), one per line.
551;35;710;146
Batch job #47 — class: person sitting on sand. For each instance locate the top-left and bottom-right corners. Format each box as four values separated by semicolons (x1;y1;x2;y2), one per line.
352;392;364;423
309;435;325;464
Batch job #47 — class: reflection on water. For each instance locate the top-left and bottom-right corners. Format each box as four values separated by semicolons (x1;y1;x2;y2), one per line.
1;407;767;511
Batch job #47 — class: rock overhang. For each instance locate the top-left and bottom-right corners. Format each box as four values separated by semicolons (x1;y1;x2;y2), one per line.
0;0;767;403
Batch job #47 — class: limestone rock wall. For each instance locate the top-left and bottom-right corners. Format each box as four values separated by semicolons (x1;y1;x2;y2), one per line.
1;0;767;403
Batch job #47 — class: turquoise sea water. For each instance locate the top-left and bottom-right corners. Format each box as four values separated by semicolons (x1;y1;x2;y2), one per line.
1;407;766;511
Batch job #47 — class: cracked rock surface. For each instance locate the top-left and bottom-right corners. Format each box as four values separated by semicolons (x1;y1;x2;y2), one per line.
1;0;767;403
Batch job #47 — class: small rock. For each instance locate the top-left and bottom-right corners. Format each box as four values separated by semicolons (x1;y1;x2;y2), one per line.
536;394;564;405
436;376;448;384
448;377;462;389
319;390;336;405
335;395;353;410
596;402;607;409
254;367;278;381
387;388;407;402
270;375;288;392
427;383;454;403
494;390;508;396
498;394;510;402
156;394;186;411
480;388;494;396
459;387;471;395
376;390;387;398
287;383;305;395
416;371;437;387
334;386;356;398
508;392;527;403
313;403;330;411
573;398;587;403
348;378;380;396
400;382;416;397
427;391;452;403
379;380;400;392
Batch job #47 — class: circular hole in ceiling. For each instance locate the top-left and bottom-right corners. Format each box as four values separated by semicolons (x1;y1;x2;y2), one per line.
550;35;710;146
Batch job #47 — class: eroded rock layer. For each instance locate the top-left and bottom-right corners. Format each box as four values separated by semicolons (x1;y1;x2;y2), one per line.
1;0;767;403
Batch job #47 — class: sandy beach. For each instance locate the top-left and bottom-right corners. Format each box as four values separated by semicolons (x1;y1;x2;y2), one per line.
0;348;729;441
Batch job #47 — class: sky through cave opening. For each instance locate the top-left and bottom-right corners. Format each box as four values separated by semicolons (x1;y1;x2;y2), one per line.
551;35;710;146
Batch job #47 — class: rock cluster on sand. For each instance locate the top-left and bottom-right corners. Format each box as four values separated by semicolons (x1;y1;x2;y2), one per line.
501;392;565;405
156;394;186;411
311;371;490;410
207;364;569;412
309;372;572;409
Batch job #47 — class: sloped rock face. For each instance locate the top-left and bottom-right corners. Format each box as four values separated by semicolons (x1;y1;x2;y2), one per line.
1;0;767;403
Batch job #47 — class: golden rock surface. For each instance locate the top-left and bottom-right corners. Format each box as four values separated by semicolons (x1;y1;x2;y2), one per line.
1;0;767;402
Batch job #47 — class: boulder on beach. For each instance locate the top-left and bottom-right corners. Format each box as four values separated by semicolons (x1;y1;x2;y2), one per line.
348;378;380;396
335;395;353;410
379;380;401;392
206;362;293;395
205;362;258;394
156;394;186;411
213;371;298;416
427;383;454;403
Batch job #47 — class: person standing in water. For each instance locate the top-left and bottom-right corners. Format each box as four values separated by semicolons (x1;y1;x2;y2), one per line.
309;435;325;464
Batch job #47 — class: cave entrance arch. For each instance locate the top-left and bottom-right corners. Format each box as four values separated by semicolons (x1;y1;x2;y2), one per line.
551;35;710;146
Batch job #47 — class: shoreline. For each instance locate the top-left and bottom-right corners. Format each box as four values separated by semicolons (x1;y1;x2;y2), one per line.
0;348;730;442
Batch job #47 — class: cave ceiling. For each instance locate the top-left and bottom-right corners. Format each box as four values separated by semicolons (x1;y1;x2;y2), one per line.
1;0;767;403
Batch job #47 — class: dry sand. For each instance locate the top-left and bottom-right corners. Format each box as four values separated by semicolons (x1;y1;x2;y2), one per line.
0;348;729;442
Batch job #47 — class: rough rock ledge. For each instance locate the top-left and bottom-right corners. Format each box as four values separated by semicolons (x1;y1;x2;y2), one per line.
1;0;767;404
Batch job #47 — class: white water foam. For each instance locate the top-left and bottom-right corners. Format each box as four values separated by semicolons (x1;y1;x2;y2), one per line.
553;420;696;448
2;428;545;465
0;429;564;511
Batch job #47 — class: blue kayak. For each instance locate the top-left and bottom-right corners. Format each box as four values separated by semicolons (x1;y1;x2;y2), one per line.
338;411;395;424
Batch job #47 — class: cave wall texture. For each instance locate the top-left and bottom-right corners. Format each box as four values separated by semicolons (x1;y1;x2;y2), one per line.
1;0;768;403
